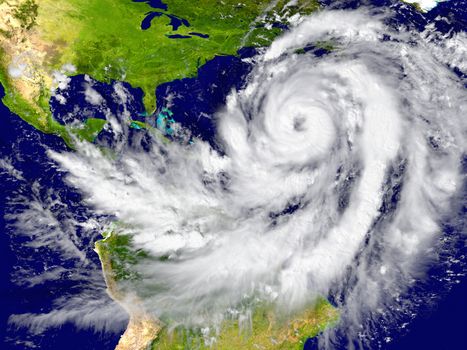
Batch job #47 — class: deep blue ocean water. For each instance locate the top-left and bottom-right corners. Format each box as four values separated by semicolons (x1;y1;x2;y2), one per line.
0;83;126;349
50;76;146;125
304;274;467;350
0;1;466;349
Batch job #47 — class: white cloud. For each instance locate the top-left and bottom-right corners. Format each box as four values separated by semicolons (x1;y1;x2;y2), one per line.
53;93;67;104
7;55;29;79
403;0;445;12
84;84;104;105
47;8;466;346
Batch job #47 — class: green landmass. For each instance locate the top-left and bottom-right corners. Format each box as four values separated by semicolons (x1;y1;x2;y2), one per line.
0;0;320;146
71;118;108;142
13;0;38;30
95;231;150;283
151;298;339;349
295;40;336;55
314;41;335;52
2;1;336;347
401;0;425;12
94;230;339;349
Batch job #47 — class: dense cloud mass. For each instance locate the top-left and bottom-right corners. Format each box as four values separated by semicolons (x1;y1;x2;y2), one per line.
11;8;465;349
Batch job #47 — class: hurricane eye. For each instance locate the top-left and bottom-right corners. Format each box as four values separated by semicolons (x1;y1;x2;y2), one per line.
11;4;463;350
293;115;307;132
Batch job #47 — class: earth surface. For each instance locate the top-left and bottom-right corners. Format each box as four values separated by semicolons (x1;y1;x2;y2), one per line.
0;1;466;350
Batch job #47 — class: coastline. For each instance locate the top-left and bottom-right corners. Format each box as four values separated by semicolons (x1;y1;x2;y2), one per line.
94;240;161;350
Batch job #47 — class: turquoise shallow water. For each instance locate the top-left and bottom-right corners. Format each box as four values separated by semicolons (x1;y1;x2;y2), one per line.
0;1;466;349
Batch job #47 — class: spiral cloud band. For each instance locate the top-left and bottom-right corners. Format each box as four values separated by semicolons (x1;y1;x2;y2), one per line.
48;8;466;348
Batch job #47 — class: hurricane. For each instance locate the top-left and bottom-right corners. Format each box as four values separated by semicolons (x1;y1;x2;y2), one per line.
8;7;466;350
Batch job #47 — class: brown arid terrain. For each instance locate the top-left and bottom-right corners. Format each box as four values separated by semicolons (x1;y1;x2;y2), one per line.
94;242;161;350
0;0;54;125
